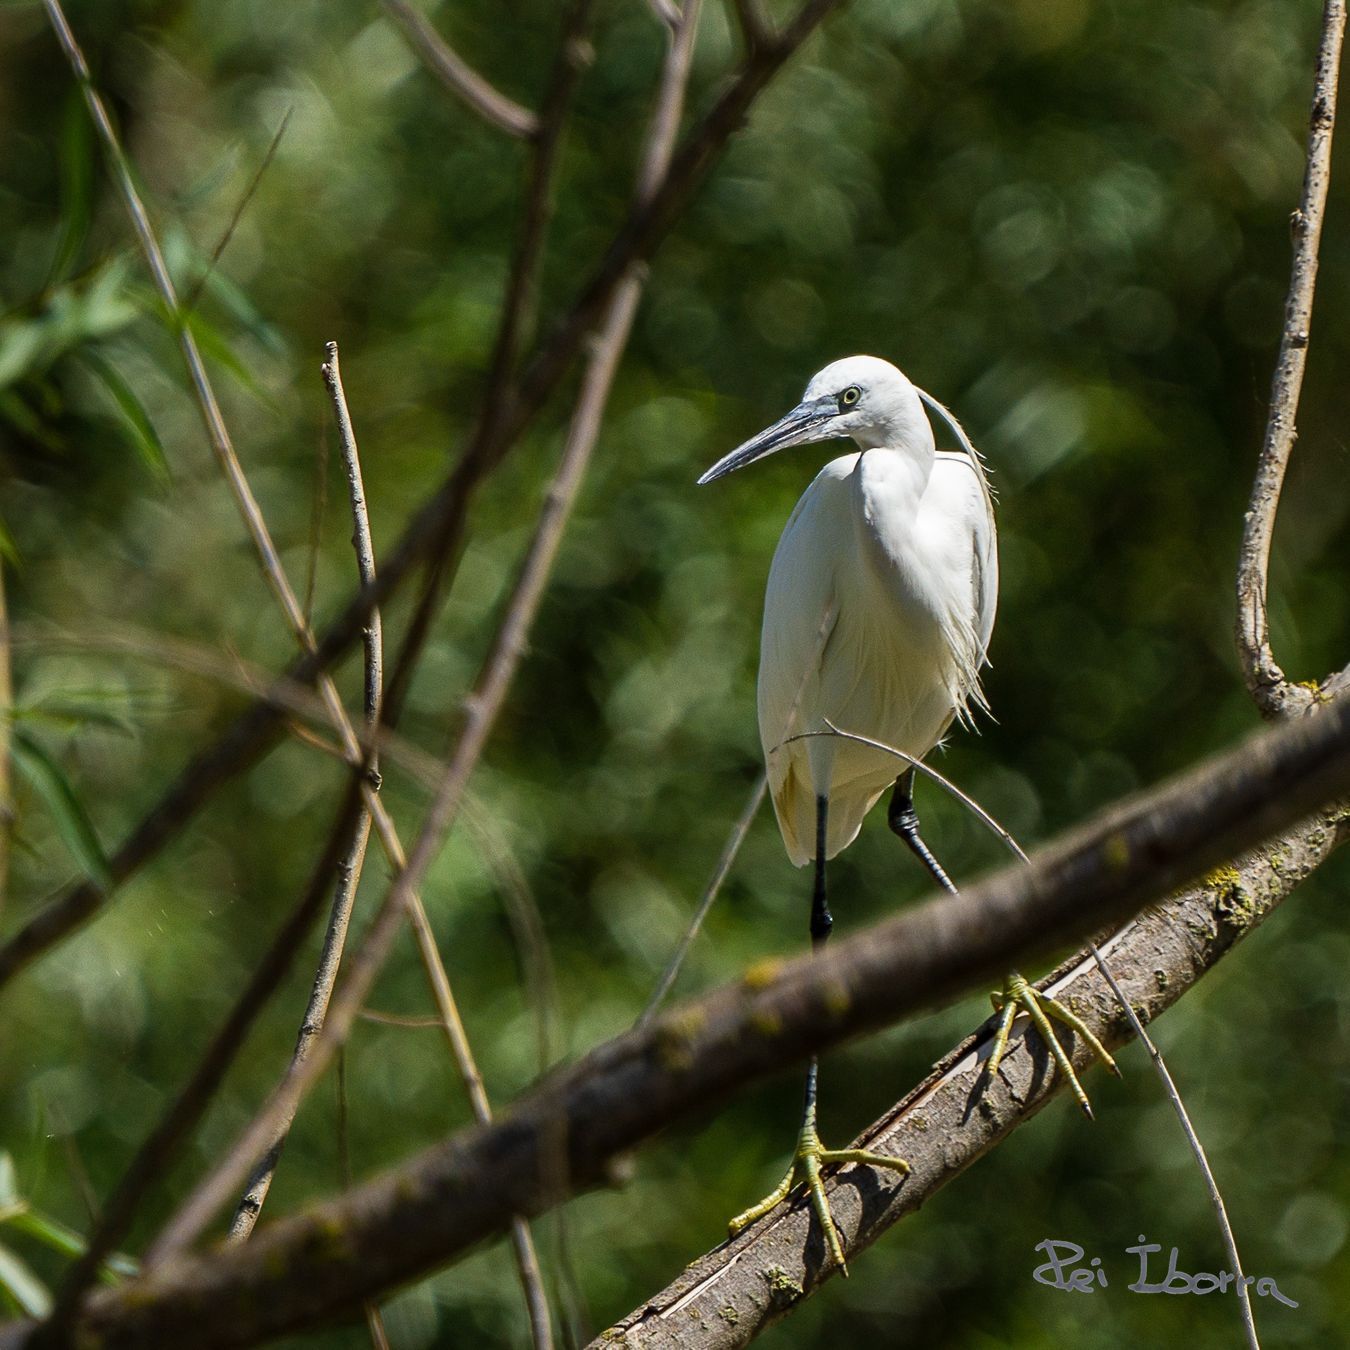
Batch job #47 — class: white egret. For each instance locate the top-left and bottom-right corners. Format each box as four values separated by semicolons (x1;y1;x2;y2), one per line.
698;355;1114;1271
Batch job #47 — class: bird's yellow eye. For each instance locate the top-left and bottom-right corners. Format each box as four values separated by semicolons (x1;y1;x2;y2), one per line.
840;386;861;407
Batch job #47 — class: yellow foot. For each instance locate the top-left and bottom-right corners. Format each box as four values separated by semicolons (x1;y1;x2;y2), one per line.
727;1122;910;1274
987;971;1120;1118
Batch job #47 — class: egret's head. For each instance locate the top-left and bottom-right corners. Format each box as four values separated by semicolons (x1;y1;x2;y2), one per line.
697;355;932;485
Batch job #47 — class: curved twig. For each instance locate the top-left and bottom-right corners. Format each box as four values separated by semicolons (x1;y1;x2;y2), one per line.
380;0;539;140
1235;0;1345;718
638;772;767;1028
782;724;1261;1348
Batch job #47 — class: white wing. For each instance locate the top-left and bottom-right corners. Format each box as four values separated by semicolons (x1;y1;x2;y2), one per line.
756;456;855;865
930;449;998;720
755;447;998;866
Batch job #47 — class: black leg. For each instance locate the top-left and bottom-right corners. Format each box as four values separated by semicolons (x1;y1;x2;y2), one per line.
802;798;829;1218
806;795;829;1125
809;793;832;950
888;768;957;896
728;788;911;1270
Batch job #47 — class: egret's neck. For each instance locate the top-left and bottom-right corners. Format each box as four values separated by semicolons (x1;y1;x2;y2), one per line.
852;425;936;505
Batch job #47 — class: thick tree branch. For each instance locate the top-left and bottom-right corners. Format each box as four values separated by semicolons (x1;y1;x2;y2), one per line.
380;0;539;140
0;0;846;996
1235;0;1345;717
597;811;1344;1347
14;696;1350;1349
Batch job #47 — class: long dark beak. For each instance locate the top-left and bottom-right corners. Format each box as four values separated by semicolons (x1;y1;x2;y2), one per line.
697;396;839;485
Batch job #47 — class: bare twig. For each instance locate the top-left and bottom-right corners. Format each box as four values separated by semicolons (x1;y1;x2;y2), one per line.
647;0;683;29
637;772;766;1028
215;0;702;1251
380;0;539;140
510;0;845;432
0;559;12;917
182;109;293;317
43;0;314;660
461;808;561;1071
807;723;1261;1347
484;0;595;416
363;1307;391;1350
335;1053;393;1350
358;1008;444;1029
227;344;383;1242
147;257;650;1273
1088;949;1261;1350
4;625;428;789
301;421;329;628
1235;0;1345;718
27;698;1350;1349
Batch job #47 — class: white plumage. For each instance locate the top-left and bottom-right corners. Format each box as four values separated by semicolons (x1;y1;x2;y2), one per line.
700;355;997;865
702;375;1114;1257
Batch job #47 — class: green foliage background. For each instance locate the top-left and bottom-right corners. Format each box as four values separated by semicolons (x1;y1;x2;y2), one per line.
1;0;1349;1344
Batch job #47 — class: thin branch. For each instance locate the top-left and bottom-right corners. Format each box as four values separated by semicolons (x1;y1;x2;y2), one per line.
1088;947;1261;1350
728;0;771;50
210;349;554;1346
380;0;539;140
810;723;1261;1347
358;1008;444;1029
637;772;766;1028
511;0;844;433
0;559;12;918
335;1054;393;1350
463;809;562;1071
647;0;683;29
42;0;315;662
146;250;650;1274
226;343;383;1242
4;625;432;792
182;108;293;317
27;696;1350;1349
1235;0;1345;717
301;419;329;628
